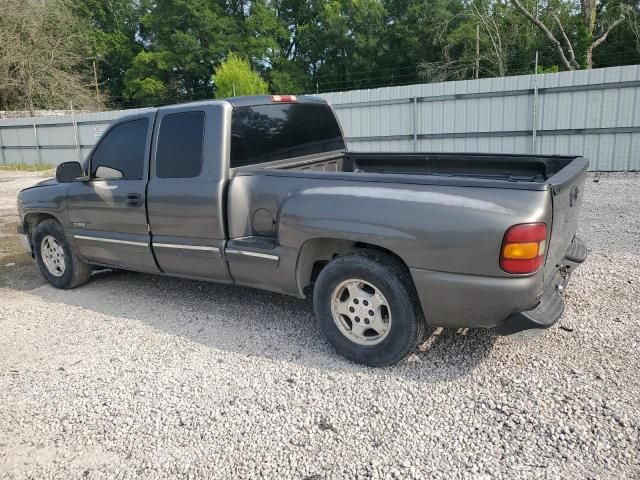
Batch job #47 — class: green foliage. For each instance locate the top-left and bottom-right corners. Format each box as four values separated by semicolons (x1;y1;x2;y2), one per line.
213;53;268;98
123;51;172;103
77;0;143;105
537;65;560;74
14;0;639;111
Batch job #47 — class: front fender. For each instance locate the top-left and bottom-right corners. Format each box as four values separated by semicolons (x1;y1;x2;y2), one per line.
18;183;70;230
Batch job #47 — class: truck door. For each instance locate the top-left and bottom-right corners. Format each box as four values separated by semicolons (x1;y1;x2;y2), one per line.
67;114;158;272
146;102;232;282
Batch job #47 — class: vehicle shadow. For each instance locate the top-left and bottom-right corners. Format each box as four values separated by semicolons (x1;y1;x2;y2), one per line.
23;268;498;382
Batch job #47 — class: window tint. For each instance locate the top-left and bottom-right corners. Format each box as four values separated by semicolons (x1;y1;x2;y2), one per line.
230;103;345;168
91;119;148;180
156;111;205;178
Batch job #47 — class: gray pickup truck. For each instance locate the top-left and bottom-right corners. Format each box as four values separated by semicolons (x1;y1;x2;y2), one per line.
16;95;588;366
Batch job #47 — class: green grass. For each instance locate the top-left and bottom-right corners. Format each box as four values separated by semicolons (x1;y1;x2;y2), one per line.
0;163;55;172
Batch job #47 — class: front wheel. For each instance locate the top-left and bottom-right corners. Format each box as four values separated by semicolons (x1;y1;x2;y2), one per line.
313;252;424;367
33;219;91;289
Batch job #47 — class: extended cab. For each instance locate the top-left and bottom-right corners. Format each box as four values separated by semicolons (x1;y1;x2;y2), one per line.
16;95;588;366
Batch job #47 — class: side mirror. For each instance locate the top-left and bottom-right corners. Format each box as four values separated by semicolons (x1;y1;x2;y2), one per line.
55;161;83;183
94;165;123;180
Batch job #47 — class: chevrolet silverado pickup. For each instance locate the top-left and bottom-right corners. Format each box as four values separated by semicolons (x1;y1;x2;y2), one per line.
16;95;588;366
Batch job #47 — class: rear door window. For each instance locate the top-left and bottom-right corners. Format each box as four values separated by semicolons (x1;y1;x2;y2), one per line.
156;111;205;178
91;119;148;180
230;103;345;168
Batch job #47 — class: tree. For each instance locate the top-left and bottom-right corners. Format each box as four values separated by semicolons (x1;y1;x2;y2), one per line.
213;53;268;98
77;0;144;105
123;0;239;105
0;0;97;111
510;0;632;69
421;0;508;81
8;0;639;110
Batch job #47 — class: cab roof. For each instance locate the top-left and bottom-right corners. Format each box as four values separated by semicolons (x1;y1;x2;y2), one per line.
224;95;328;108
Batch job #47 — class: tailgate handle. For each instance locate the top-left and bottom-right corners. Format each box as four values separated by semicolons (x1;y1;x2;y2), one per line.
570;186;579;207
126;193;142;206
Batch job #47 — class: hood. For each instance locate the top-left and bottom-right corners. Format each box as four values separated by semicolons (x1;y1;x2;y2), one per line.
34;177;58;187
21;177;58;191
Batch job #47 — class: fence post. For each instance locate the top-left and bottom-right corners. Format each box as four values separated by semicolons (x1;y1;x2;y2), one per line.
0;128;5;165
33;121;42;165
532;51;539;153
413;97;418;152
70;102;82;161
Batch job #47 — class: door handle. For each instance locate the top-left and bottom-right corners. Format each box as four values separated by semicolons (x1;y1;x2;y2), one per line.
126;193;142;206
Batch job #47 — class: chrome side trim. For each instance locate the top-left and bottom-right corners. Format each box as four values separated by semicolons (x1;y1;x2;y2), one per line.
92;183;118;190
225;249;279;261
73;235;148;247
154;243;220;252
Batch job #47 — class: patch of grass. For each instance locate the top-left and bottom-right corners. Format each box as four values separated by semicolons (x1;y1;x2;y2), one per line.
0;162;55;172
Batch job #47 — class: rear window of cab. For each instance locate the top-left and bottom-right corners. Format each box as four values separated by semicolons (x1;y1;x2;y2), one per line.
230;103;345;168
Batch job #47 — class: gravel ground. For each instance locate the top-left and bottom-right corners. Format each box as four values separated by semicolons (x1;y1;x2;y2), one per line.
0;170;639;480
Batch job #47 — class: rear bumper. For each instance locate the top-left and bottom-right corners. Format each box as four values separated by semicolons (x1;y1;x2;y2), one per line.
493;236;587;335
410;267;544;329
409;236;587;331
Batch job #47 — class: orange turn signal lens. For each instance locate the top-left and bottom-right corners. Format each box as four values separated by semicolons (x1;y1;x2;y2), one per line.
503;242;539;260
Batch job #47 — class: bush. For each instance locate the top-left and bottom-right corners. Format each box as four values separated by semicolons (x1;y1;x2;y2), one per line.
213;53;268;98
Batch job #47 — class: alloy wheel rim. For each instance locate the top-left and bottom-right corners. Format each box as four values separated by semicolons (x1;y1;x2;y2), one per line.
40;235;65;277
330;278;392;346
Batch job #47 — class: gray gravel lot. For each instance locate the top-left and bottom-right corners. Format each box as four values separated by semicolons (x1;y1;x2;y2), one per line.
0;169;639;479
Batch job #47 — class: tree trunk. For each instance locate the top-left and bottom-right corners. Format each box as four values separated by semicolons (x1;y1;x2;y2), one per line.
580;0;597;36
511;0;574;70
586;15;626;69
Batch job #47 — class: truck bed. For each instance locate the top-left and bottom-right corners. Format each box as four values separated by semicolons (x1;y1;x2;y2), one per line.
245;150;587;192
237;150;588;289
343;152;576;183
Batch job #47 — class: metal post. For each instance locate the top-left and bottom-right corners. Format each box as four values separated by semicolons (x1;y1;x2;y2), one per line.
413;97;418;152
0;128;5;165
70;101;81;161
93;61;101;108
532;51;539;153
33;121;42;165
475;25;480;80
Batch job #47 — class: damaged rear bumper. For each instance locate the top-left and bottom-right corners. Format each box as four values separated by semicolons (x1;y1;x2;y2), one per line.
493;236;587;335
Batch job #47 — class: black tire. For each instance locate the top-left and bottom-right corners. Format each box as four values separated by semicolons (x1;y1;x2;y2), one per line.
313;251;425;367
33;219;92;289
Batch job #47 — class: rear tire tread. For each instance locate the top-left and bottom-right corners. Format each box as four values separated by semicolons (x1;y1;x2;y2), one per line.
313;250;425;367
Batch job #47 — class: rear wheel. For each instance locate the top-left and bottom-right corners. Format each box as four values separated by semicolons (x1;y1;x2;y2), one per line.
313;252;424;367
33;219;91;289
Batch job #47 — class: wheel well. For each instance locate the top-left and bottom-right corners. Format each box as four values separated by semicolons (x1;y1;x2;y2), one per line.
298;238;411;295
23;213;57;238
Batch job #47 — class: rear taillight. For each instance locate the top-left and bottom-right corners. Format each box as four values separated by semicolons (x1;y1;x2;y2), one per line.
271;95;297;103
500;223;547;274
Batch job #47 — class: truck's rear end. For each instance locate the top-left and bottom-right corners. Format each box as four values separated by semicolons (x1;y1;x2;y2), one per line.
224;95;588;337
493;156;589;334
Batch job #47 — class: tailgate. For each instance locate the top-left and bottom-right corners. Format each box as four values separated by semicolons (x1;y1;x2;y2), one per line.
544;157;589;279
